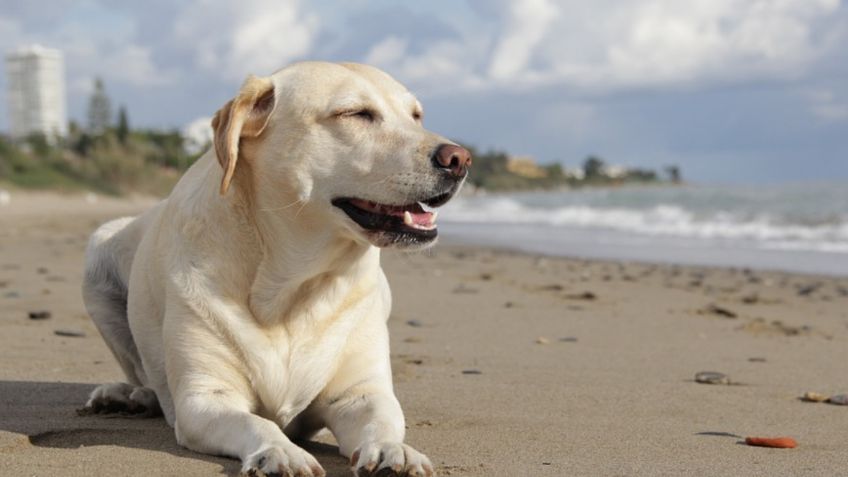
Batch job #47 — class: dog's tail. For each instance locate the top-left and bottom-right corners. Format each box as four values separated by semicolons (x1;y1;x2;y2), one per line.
82;217;145;386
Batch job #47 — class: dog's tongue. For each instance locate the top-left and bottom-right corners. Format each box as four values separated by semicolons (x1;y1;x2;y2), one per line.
350;199;437;228
402;209;436;228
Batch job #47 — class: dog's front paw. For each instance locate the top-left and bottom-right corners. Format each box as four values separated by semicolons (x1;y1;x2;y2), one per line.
241;444;325;477
350;442;434;477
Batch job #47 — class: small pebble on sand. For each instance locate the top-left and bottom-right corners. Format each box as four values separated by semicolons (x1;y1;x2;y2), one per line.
535;337;550;345
54;329;86;338
559;337;579;343
797;284;820;296
462;369;482;375
405;319;423;327
452;284;478;294
748;357;767;363
701;303;738;318
826;394;848;406
28;310;52;320
539;284;564;292
566;291;597;301
695;371;730;385
801;391;829;402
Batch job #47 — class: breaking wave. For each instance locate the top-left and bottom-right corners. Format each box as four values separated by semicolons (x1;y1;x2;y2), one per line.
441;196;848;254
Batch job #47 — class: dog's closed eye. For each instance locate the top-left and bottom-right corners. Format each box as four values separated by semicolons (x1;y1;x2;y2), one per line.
337;108;378;122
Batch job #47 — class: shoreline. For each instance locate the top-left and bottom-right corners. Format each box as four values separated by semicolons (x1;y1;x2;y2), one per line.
438;234;847;281
440;225;848;279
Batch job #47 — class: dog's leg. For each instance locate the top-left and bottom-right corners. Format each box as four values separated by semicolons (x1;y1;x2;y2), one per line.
81;218;161;417
321;316;434;477
323;383;434;477
164;296;325;477
82;217;147;387
173;387;325;477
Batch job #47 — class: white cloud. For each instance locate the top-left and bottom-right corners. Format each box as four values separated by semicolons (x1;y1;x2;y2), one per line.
488;0;559;80
173;0;318;80
1;10;175;90
365;36;408;66
364;35;489;94
63;40;176;89
593;0;841;88
182;116;213;155
368;0;845;94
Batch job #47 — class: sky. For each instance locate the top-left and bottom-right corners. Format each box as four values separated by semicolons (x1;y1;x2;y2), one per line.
1;0;847;183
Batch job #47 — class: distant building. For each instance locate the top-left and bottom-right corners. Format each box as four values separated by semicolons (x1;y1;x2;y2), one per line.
601;164;628;180
506;155;548;179
564;167;585;181
5;45;68;141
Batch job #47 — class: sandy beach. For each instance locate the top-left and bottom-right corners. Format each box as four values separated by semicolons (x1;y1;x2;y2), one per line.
1;192;847;476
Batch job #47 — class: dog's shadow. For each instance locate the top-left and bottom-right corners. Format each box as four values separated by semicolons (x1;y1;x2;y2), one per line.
0;380;350;476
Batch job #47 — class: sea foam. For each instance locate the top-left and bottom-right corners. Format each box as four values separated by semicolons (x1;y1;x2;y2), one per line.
441;194;848;254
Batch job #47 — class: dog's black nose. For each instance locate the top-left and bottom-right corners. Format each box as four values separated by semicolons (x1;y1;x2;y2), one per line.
433;144;472;177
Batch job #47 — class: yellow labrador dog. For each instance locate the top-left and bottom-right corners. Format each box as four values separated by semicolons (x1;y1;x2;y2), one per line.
81;61;470;477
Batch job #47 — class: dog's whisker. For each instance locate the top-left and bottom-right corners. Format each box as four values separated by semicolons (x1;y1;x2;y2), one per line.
258;199;306;213
293;199;309;219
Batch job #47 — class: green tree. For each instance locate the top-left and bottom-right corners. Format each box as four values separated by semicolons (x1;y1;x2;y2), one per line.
583;155;606;180
664;165;682;183
117;105;129;144
544;163;564;181
87;77;112;135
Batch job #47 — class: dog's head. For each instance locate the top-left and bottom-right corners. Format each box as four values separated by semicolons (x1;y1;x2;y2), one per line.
211;62;470;250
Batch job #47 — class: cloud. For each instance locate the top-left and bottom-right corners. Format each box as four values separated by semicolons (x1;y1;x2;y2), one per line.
487;0;560;81
173;0;318;80
1;6;176;90
63;39;176;90
806;89;848;121
182;116;213;155
592;0;843;88
364;36;408;66
365;0;846;95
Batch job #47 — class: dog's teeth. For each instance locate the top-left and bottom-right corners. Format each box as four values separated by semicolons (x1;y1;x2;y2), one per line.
403;211;413;226
431;211;438;223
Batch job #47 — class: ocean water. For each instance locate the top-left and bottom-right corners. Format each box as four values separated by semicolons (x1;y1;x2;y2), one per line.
438;182;848;276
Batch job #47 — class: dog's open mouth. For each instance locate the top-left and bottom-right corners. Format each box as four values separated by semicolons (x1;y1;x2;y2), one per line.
332;193;452;243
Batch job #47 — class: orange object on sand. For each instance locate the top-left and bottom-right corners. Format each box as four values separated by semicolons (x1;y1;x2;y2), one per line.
745;437;797;448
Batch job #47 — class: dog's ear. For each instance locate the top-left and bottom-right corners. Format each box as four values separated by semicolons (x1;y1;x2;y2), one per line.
211;74;277;195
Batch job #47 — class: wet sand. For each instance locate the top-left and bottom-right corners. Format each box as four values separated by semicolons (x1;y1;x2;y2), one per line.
1;192;847;476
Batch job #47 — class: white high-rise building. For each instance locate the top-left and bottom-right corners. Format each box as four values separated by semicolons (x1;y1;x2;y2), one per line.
5;45;68;141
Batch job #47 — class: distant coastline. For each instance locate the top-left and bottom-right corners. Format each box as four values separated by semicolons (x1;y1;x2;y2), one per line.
465;148;682;192
1;126;681;197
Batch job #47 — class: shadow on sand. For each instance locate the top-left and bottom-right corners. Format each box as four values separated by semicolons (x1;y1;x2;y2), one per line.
0;380;350;476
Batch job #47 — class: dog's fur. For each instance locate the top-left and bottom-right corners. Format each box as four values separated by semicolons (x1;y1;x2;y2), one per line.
81;62;466;477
